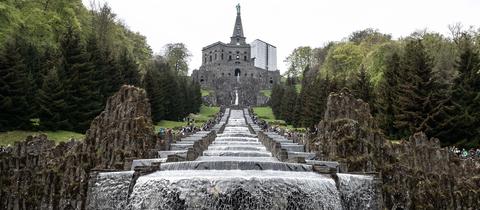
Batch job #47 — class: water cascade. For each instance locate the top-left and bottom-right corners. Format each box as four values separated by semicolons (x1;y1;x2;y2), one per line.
234;89;239;106
88;109;379;209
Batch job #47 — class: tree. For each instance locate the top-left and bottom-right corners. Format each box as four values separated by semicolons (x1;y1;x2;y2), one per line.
60;26;102;132
284;46;312;81
164;43;191;76
349;28;391;45
118;48;140;86
377;52;401;137
270;83;285;119
37;68;68;130
352;65;373;107
302;75;332;129
394;39;435;137
86;35;121;101
0;36;32;131
323;43;364;82
433;35;480;145
143;56;170;122
280;84;298;125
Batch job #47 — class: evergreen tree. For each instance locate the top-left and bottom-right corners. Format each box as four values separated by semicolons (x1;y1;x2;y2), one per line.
433;36;480;145
86;35;121;102
280;84;298;125
19;42;41;117
60;27;102;132
292;65;310;127
377;52;401;137
0;36;31;131
270;83;285;119
173;77;187;119
352;65;374;107
118;48;141;87
191;81;202;114
162;67;182;121
143;65;164;122
302;76;330;129
37;68;68;130
394;39;435;137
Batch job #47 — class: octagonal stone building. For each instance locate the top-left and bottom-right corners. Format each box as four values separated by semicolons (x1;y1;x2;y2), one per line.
191;4;281;106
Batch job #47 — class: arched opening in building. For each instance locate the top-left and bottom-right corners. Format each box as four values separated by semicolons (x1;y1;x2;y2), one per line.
234;69;241;76
200;79;204;82
269;80;273;84
234;69;241;82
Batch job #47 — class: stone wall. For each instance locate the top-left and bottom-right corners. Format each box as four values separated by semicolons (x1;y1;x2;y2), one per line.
0;85;156;210
310;89;480;210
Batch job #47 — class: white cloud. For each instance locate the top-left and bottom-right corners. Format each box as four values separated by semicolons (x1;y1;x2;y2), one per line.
82;0;480;74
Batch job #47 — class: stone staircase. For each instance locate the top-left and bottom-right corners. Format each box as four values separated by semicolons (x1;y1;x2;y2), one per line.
131;108;231;170
245;108;339;172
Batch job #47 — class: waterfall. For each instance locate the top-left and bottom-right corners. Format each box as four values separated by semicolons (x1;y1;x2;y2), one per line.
87;171;134;209
88;109;379;210
234;90;239;105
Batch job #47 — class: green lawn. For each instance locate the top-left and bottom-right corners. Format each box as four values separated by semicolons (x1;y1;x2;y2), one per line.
260;89;272;97
295;84;302;93
252;107;288;126
0;130;85;146
252;106;305;131
201;89;210;97
155;105;220;131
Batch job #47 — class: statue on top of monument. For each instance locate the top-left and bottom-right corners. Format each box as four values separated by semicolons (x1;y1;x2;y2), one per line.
236;3;241;15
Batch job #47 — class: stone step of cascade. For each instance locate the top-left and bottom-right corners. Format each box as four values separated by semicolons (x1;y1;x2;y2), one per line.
207;145;267;151
211;141;262;146
305;160;340;170
203;150;273;157
158;150;188;158
131;158;167;170
280;144;305;152
216;133;257;138
262;132;309;153
287;151;316;160
170;143;194;150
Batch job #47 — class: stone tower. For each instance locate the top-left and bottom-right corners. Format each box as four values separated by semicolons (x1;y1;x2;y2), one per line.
231;4;246;45
191;4;281;106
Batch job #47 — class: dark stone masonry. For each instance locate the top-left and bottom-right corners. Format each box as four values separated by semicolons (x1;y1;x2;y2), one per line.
191;5;280;106
310;89;480;210
0;85;156;210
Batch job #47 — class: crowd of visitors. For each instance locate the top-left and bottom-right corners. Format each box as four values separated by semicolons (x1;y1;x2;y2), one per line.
157;107;226;146
449;146;480;159
250;108;480;161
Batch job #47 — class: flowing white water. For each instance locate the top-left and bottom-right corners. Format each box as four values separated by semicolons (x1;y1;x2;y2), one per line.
89;109;379;210
234;90;239;105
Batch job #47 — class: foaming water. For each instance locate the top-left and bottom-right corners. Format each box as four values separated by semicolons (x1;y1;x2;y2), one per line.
159;161;313;171
337;173;378;210
87;171;134;209
89;109;378;210
128;170;342;210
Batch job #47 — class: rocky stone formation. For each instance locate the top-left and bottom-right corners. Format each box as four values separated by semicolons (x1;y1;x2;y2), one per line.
311;89;480;210
84;85;155;170
313;89;385;172
0;85;156;210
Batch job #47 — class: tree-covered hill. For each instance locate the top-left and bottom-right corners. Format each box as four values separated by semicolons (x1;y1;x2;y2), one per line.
0;0;202;135
274;27;480;147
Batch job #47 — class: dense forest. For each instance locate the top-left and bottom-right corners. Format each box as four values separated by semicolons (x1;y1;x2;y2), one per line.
272;27;480;147
0;0;202;133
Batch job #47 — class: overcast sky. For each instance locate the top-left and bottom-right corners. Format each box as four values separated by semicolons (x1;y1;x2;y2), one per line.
81;0;479;74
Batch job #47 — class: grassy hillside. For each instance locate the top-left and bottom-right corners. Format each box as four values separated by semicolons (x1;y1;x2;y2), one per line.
155;105;220;130
0;130;84;146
